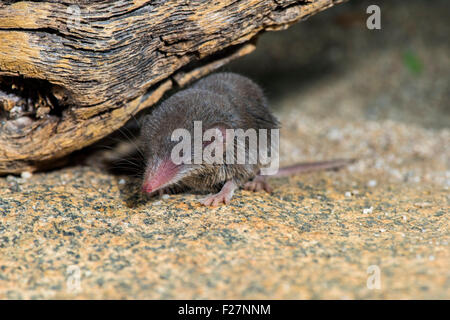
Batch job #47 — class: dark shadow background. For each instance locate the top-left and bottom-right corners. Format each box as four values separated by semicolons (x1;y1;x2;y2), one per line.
224;0;449;129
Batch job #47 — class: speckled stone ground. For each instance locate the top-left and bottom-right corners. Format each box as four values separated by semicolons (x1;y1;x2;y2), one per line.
0;0;448;299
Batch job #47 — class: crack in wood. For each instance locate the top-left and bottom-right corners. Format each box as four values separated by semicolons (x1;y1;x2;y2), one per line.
0;0;346;173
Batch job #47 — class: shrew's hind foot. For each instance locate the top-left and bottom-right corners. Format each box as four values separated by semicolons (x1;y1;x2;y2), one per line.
243;176;273;193
199;180;237;207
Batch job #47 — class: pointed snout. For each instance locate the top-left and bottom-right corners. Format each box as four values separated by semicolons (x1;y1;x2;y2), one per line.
141;159;179;194
141;182;154;194
141;176;163;194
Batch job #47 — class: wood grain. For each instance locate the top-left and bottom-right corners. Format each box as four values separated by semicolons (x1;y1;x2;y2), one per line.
0;0;345;173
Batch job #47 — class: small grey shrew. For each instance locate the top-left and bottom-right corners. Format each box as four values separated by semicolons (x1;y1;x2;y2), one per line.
140;72;354;206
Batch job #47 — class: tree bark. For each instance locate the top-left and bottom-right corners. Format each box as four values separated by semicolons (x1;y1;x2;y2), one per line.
0;0;345;174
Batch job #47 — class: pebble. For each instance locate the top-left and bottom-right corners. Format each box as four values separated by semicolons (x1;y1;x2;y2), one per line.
21;171;33;179
327;128;343;141
363;207;373;214
367;180;377;187
414;202;431;208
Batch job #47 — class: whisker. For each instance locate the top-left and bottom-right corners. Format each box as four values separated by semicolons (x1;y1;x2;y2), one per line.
111;160;142;168
117;126;145;161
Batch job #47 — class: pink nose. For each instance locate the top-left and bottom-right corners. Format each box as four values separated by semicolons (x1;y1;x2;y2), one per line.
141;183;153;193
141;159;178;194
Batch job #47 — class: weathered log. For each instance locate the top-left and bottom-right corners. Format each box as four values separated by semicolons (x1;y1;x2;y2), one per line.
0;0;345;174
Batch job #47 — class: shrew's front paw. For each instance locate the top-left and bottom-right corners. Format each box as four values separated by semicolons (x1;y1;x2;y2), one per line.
199;180;237;207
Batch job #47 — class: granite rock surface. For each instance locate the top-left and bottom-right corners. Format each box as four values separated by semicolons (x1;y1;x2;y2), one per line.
0;0;448;299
